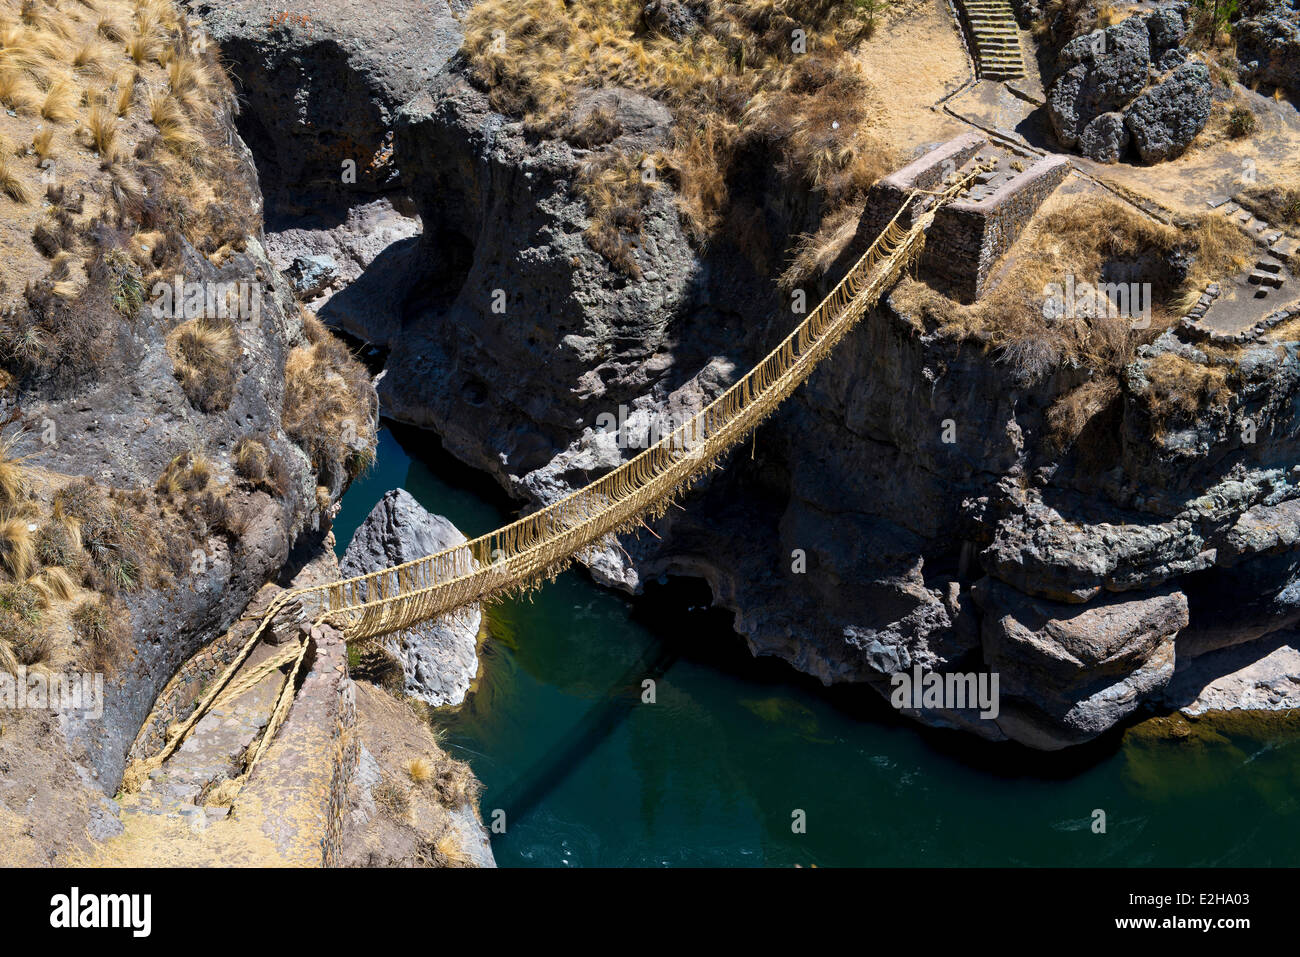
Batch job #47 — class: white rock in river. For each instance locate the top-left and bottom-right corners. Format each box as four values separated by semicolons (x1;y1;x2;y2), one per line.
340;488;480;707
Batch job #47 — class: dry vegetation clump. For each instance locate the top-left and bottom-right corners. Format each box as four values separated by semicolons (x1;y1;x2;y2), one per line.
70;592;129;674
165;314;238;412
232;434;292;497
463;0;896;273
372;778;410;819
0;433;98;673
52;476;170;594
1135;349;1234;435
282;313;377;488
893;196;1253;387
154;448;210;497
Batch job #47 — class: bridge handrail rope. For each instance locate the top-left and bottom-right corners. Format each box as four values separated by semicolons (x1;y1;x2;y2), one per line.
129;165;987;784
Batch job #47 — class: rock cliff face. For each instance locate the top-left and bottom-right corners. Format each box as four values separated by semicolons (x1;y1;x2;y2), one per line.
199;0;1300;749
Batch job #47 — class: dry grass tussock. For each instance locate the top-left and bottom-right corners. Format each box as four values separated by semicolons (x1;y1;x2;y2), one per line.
893;197;1253;386
464;0;896;270
0;431;144;676
282;313;378;489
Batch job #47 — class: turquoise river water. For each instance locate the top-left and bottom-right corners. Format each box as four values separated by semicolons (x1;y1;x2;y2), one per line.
333;423;1300;867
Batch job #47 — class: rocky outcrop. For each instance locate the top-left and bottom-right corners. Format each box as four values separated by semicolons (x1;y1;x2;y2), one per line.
1078;111;1129;164
1235;0;1300;98
974;578;1187;748
341;682;494;867
341;489;480;707
1046;5;1209;162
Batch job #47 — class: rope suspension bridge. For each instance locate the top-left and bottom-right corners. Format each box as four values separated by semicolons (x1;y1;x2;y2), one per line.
125;164;989;798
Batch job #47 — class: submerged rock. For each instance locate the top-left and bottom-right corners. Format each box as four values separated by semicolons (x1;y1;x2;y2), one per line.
341;489;480;707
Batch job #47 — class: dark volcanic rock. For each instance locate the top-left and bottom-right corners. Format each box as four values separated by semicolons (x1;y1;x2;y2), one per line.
1144;3;1188;52
285;254;340;299
341;489;479;707
1123;60;1212;162
1046;5;1206;162
1079;110;1130;163
1049;16;1152;147
1235;0;1300;96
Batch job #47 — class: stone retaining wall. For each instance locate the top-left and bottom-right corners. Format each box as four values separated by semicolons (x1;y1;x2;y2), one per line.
125;613;262;763
924;153;1070;301
322;675;358;867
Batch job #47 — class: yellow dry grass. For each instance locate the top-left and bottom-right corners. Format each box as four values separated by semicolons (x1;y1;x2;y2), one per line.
892;195;1254;383
463;0;896;269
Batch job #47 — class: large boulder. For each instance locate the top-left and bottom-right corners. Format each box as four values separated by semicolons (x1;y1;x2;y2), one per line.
341;489;481;708
974;577;1189;748
1144;3;1188;53
1049;16;1153;147
1078;111;1130;163
1123;61;1212;163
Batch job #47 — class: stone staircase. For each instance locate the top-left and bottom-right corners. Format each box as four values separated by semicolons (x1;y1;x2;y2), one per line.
959;0;1026;80
1216;199;1297;302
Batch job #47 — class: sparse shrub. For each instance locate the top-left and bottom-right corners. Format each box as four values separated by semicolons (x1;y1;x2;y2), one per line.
101;247;143;316
1138;351;1233;433
233;436;269;483
373;778;410;819
0;152;32;204
53;478;147;593
86;103;118;156
32;126;55;161
405;756;434;784
0;433;30;507
156;449;212;496
71;594;130;675
39;80;77;123
0;69;36;114
0;581;45;672
34;521;83;571
282;315;377;487
0;515;36;580
32;209;75;257
29;565;78;603
1227;105;1256;138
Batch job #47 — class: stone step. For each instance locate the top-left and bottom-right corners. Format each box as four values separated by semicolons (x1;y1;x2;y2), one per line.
1249;270;1285;288
1270;237;1299;259
1257;259;1282;274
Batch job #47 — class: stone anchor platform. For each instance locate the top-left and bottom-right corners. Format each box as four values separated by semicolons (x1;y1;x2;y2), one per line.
864;132;1069;302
